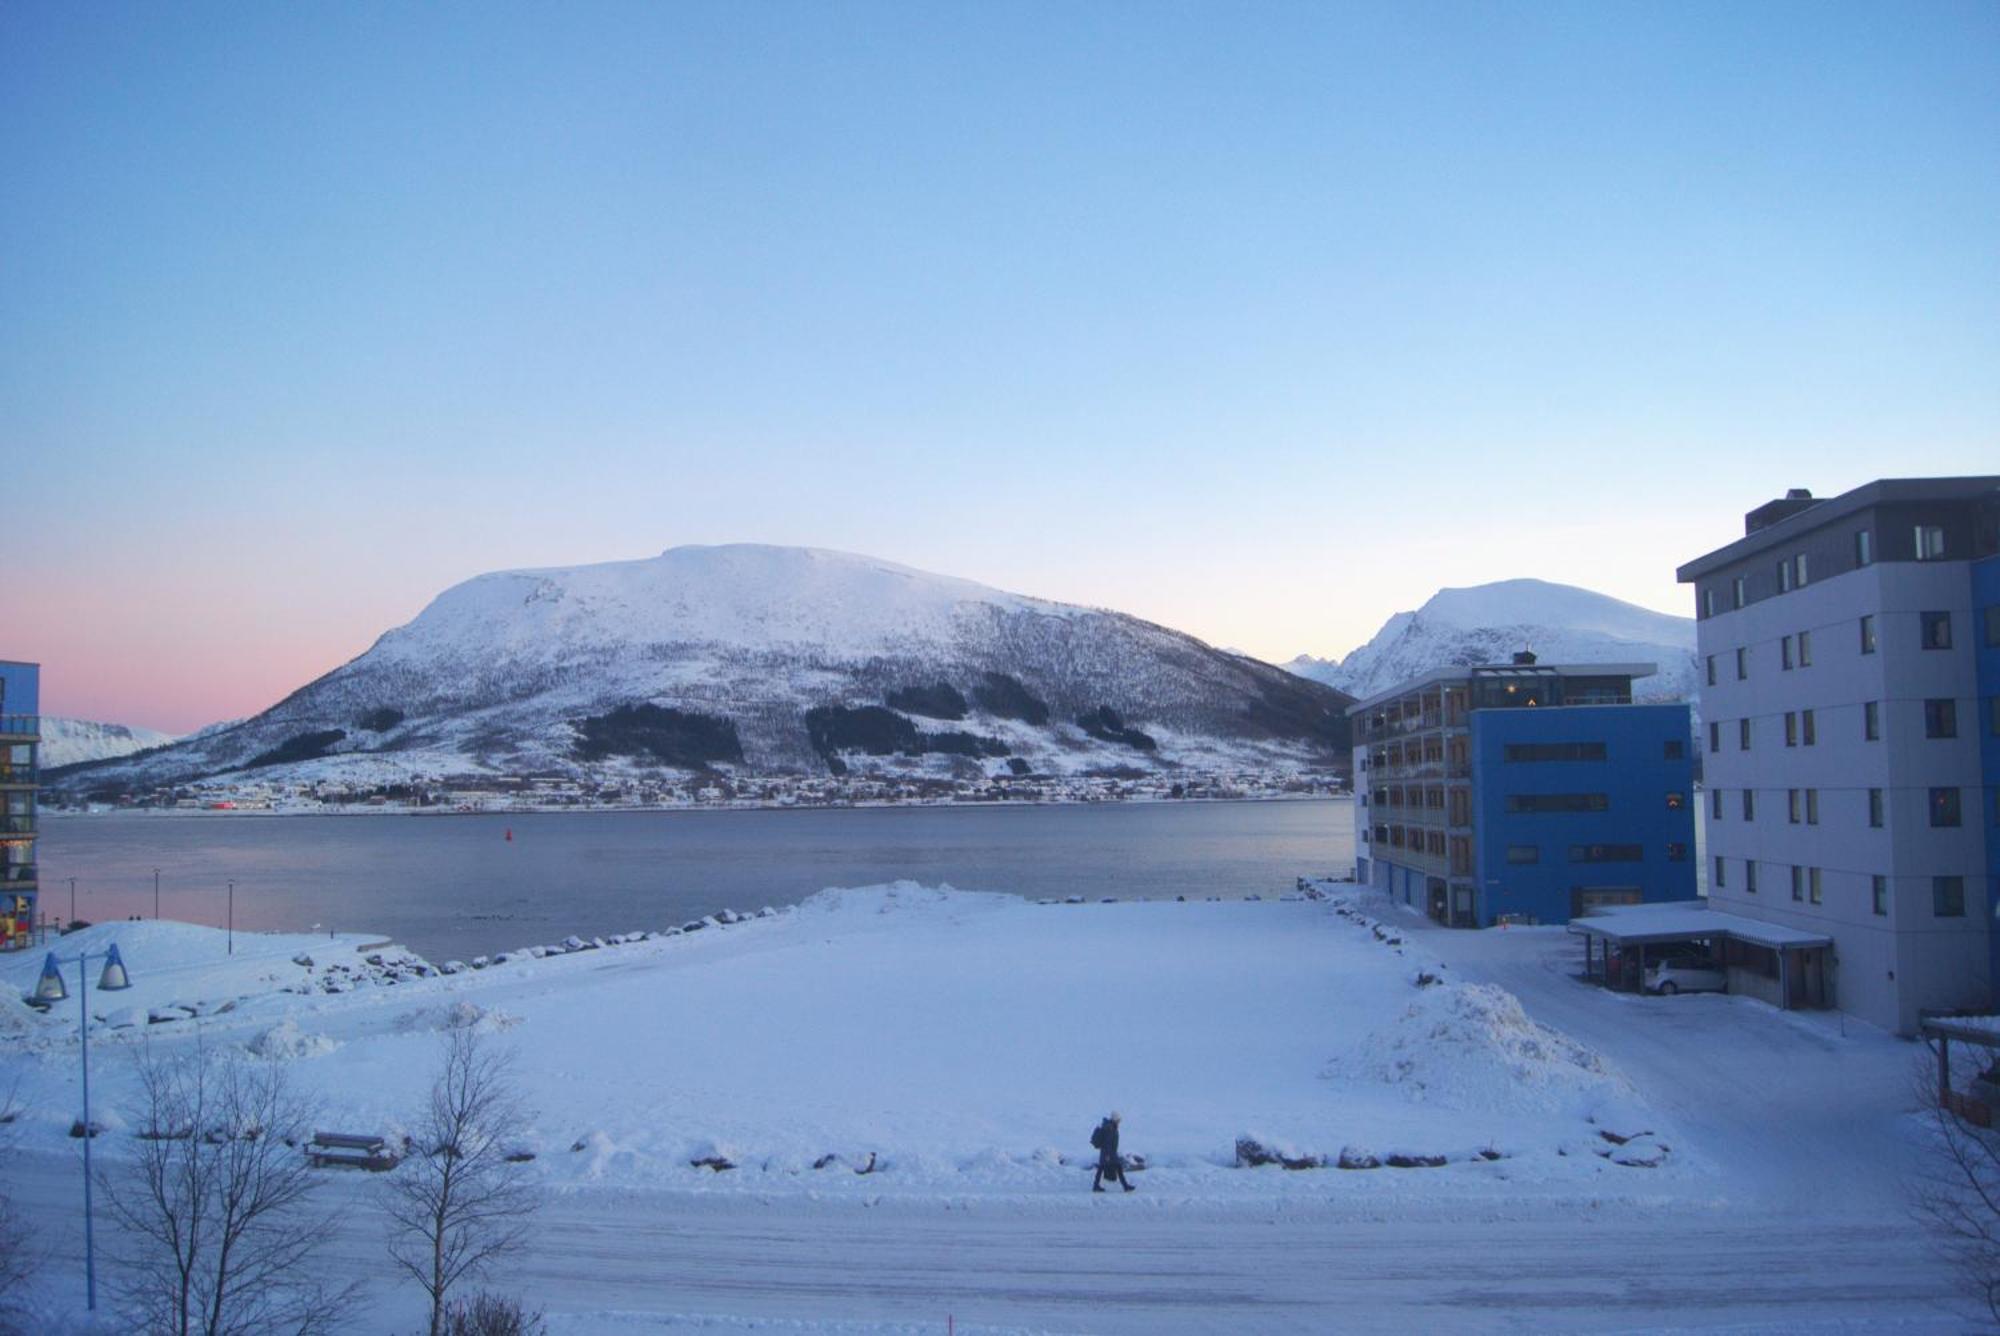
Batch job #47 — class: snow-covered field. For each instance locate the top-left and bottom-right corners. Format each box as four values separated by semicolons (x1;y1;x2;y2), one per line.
0;885;1961;1331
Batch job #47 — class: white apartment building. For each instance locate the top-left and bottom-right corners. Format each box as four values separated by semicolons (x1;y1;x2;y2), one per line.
1678;478;2000;1036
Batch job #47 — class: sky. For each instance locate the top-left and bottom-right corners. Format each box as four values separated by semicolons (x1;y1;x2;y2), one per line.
3;1;1996;733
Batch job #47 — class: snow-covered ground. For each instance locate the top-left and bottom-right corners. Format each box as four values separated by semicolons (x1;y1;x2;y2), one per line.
0;885;1963;1331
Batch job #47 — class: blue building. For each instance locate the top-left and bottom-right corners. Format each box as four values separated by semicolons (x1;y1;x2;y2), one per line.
1349;658;1695;926
0;661;38;950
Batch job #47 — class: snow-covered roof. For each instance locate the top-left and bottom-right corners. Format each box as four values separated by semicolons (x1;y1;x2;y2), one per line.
1568;902;1832;950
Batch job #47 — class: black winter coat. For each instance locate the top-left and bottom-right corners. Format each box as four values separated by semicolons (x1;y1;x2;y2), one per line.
1095;1119;1120;1161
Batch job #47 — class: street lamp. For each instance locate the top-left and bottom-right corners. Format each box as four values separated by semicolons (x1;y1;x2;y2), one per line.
227;880;234;955
31;942;134;1311
153;867;160;920
66;876;76;928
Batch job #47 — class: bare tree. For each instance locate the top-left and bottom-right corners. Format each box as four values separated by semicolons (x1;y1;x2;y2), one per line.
1913;1045;2000;1324
385;1026;537;1336
109;1041;354;1335
0;1082;37;1317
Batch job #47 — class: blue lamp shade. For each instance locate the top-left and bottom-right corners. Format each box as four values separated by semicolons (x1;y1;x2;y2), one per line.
32;953;67;1004
97;944;131;992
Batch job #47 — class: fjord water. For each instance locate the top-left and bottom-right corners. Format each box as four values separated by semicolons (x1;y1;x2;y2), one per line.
37;800;1351;961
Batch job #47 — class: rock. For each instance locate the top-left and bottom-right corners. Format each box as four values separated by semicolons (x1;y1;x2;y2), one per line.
365;954;385;967
503;1148;537;1163
590;937;608;950
439;961;466;976
758;906;777;918
852;1151;879;1175
68;1119;105;1139
562;936;586;951
690;1155;735;1172
1236;1136;1323;1170
813;1153;841;1170
147;1006;193;1025
527;947;549;959
1414;971;1442;988
1385;1152;1448;1169
471;956;490;970
680;920;706;933
292;954;315;968
1337;1148;1380;1169
1064;895;1085;905
570;1138;589;1153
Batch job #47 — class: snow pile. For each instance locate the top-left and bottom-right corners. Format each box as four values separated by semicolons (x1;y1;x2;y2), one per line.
1333;981;1632;1115
246;1018;339;1060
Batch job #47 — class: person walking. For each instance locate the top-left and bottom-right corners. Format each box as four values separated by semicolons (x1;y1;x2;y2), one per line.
1090;1111;1134;1192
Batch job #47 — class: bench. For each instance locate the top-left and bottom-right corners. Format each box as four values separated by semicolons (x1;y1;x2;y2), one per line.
306;1130;399;1171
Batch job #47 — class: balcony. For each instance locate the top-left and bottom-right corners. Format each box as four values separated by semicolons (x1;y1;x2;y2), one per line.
0;815;33;837
0;764;34;788
0;715;36;740
1;864;33;887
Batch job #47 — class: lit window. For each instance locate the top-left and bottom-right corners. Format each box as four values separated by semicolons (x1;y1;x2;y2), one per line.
1778;560;1792;593
1931;788;1962;828
1859;615;1876;654
1796;554;1809;587
1855;530;1873;566
1666;791;1686;811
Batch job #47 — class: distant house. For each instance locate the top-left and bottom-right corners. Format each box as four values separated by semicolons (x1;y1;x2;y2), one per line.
1678;476;2000;1035
1348;658;1696;926
0;660;39;949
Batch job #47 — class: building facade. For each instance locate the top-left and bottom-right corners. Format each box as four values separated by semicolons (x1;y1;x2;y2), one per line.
0;661;38;950
1678;477;2000;1035
1349;660;1696;926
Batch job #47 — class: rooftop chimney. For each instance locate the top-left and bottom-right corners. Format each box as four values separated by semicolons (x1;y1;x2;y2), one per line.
1512;650;1538;666
1744;488;1817;535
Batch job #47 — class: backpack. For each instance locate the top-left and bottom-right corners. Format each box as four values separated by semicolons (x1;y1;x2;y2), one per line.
1089;1122;1106;1150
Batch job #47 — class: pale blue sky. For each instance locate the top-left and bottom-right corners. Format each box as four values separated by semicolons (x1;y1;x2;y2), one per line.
4;1;1996;730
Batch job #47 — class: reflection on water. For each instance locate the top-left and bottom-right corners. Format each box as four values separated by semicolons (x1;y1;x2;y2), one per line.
37;800;1352;960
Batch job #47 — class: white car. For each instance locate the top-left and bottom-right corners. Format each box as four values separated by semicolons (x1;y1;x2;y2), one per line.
1645;955;1726;996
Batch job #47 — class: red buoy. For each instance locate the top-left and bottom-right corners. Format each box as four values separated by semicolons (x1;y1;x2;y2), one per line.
504;827;513;842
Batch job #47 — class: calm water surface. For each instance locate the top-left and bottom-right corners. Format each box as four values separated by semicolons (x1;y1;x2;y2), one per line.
38;800;1354;960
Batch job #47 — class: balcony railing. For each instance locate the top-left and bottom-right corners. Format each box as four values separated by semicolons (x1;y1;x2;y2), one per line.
0;764;34;787
0;715;37;739
0;816;33;837
0;864;33;885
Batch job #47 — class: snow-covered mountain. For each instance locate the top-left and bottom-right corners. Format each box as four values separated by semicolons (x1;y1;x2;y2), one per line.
55;545;1351;792
38;717;180;769
1290;579;1697;704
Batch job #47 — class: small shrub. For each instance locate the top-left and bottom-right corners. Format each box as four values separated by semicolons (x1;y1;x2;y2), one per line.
441;1291;545;1336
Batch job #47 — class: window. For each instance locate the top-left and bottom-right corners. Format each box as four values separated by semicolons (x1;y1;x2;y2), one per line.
1664;739;1684;760
1798;630;1811;666
1740;718;1752;750
1710;788;1724;820
1864;701;1880;741
1736;647;1748;680
1665;791;1686;810
1714;856;1727;888
1666;843;1686;862
1708;721;1721;752
1931;787;1962;827
1504;741;1608;763
1935;875;1966;917
1987;607;2000;648
1784;712;1797;747
1872;875;1887;916
1781;635;1794;670
1741;788;1755;820
1808;867;1822;905
1788;789;1801;823
1506;793;1610;813
1806;789;1818;825
1925;699;1957;739
1703;588;1716;618
1790;865;1804;901
1570;844;1643;863
1802;709;1815;746
1855;529;1873;566
1733;576;1746;609
1859;614;1876;654
1796;554;1809;587
1923;611;1952;650
1778;560;1792;593
1705;655;1717;686
1505;845;1539;865
1916;524;1947;560
1745;860;1758;895
1868;788;1883;828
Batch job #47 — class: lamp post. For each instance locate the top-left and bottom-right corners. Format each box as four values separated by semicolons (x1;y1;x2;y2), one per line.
66;876;76;928
153;867;160;920
227;880;234;955
31;942;134;1311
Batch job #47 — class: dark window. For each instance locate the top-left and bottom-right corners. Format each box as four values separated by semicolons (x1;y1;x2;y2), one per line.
1664;739;1684;760
1570;844;1643;863
1855;530;1873;567
1923;611;1952;650
1503;741;1608;763
1781;635;1794;670
1703;588;1716;618
1741;788;1754;820
1798;630;1811;666
1505;845;1539;865
1665;791;1686;810
1736;646;1748;679
1987;607;2000;648
1796;554;1810;587
1666;843;1686;862
1931;787;1962;828
1872;875;1887;916
1708;721;1721;752
1744;861;1758;895
1809;867;1822;904
1859;615;1876;654
1935;875;1965;917
1864;701;1880;741
1710;788;1723;820
1916;524;1947;560
1925;699;1957;739
1868;788;1883;828
1790;865;1803;901
1778;559;1792;593
1733;577;1746;609
1788;789;1801;824
1802;709;1815;746
1806;789;1818;825
1784;712;1797;747
1705;655;1716;687
1505;793;1610;814
1713;855;1726;887
1740;718;1752;750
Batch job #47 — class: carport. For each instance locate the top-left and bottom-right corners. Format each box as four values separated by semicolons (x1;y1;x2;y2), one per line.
1568;903;1833;1008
